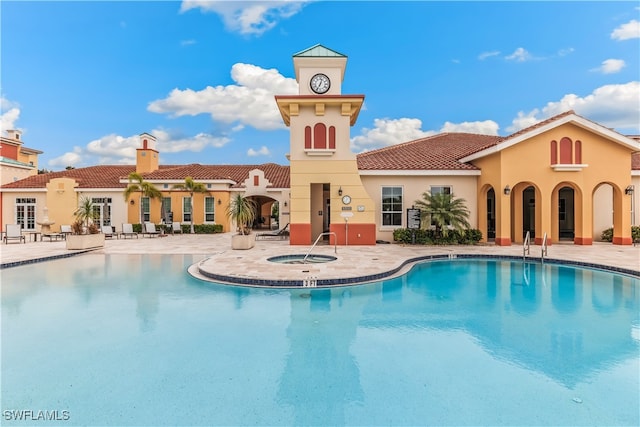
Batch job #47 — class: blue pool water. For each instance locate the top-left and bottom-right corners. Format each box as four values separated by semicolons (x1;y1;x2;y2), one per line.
2;254;638;426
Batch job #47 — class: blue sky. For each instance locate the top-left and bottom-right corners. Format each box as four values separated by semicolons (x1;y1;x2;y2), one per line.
1;1;639;170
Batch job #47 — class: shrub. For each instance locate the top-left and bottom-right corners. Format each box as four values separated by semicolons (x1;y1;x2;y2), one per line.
599;226;639;242
393;228;482;245
193;224;224;234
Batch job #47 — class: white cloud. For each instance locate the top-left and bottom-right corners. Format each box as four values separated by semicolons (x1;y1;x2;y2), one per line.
247;146;271;156
351;118;434;152
478;51;500;60
611;19;640;40
181;39;196;46
48;130;231;168
180;1;309;35
351;117;502;152
590;58;626;74
557;47;575;57
148;63;298;131
49;147;83;169
507;81;640;133
1;96;21;134
440;120;499;135
506;47;532;62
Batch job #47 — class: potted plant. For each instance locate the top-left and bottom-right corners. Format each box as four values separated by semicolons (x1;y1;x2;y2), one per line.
66;196;106;250
226;193;257;250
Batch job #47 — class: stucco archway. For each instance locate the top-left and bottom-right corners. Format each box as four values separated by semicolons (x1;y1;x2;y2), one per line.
510;182;542;244
551;182;583;244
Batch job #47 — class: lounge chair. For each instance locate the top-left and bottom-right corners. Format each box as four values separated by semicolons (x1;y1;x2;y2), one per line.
3;224;25;244
171;222;183;234
101;225;117;239
256;223;289;240
142;222;160;238
120;223;139;239
60;224;72;239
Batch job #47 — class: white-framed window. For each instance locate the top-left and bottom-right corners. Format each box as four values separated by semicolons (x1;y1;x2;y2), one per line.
141;197;150;222
381;186;403;227
183;197;192;223
204;197;215;223
162;197;172;223
430;186;451;195
91;197;112;226
15;198;36;231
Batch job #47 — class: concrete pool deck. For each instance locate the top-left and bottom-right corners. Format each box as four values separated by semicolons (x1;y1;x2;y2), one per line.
1;233;638;285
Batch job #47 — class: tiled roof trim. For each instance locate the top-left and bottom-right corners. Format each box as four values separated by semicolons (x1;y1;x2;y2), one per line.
356;133;501;170
1;163;291;190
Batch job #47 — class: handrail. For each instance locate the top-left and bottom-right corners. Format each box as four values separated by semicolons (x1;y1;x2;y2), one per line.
523;230;531;260
541;232;548;263
303;232;337;263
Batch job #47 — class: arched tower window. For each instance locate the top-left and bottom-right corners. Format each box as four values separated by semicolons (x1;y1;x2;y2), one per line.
304;126;312;149
313;123;327;149
329;126;336;149
574;140;582;163
550;140;557;164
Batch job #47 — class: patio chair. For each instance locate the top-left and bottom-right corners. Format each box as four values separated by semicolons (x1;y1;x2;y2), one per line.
142;222;160;238
60;224;72;239
3;224;26;244
120;223;139;239
256;223;290;240
101;225;117;239
171;222;183;234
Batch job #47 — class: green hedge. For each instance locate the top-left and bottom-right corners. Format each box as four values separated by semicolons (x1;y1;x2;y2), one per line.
132;223;224;234
600;226;640;242
393;228;482;245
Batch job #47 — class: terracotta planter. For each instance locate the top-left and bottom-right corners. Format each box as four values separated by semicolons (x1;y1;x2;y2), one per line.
231;233;256;250
66;233;105;250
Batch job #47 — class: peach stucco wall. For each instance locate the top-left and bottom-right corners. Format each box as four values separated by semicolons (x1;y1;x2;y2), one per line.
472;122;634;245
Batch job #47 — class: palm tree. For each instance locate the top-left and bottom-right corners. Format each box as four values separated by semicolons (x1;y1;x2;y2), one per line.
414;191;470;239
73;196;99;234
171;176;209;234
123;172;162;225
226;193;257;236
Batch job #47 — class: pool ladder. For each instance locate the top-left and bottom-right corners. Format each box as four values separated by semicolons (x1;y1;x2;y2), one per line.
523;231;548;263
302;232;337;264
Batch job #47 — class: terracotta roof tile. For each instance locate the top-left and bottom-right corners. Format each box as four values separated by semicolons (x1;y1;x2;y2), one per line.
1;163;291;190
357;133;501;170
632;152;640;170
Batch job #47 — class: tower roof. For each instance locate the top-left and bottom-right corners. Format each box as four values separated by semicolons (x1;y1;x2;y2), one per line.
293;44;346;58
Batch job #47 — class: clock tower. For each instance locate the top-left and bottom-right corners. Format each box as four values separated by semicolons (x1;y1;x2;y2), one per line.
275;44;376;245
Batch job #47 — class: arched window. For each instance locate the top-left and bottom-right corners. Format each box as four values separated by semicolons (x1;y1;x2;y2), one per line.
559;137;572;164
313;123;326;149
329;126;336;149
574;140;582;164
550;140;557;164
304;126;312;149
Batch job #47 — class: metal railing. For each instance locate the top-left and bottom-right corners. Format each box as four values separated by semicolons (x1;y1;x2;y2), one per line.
523;230;531;260
541;232;548;263
303;232;337;264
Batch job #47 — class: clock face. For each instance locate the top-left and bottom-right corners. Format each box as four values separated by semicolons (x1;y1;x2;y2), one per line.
310;73;330;94
342;195;351;205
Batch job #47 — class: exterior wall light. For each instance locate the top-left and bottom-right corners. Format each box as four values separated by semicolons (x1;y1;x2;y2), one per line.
338;187;343;196
130;199;135;205
284;201;288;207
218;199;222;205
625;185;634;195
503;185;511;195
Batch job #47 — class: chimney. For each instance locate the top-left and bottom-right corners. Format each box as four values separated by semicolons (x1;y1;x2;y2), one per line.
6;129;22;141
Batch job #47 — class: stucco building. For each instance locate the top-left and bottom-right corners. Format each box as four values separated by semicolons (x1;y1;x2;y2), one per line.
2;45;639;245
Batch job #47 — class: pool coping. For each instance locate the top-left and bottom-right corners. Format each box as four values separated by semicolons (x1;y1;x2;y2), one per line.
191;253;640;288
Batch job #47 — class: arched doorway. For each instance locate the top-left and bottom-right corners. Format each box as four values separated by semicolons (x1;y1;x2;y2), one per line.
558;186;575;241
247;195;279;230
522;186;536;239
486;187;496;240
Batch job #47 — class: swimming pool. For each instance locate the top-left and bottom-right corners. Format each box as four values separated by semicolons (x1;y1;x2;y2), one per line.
2;254;638;426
